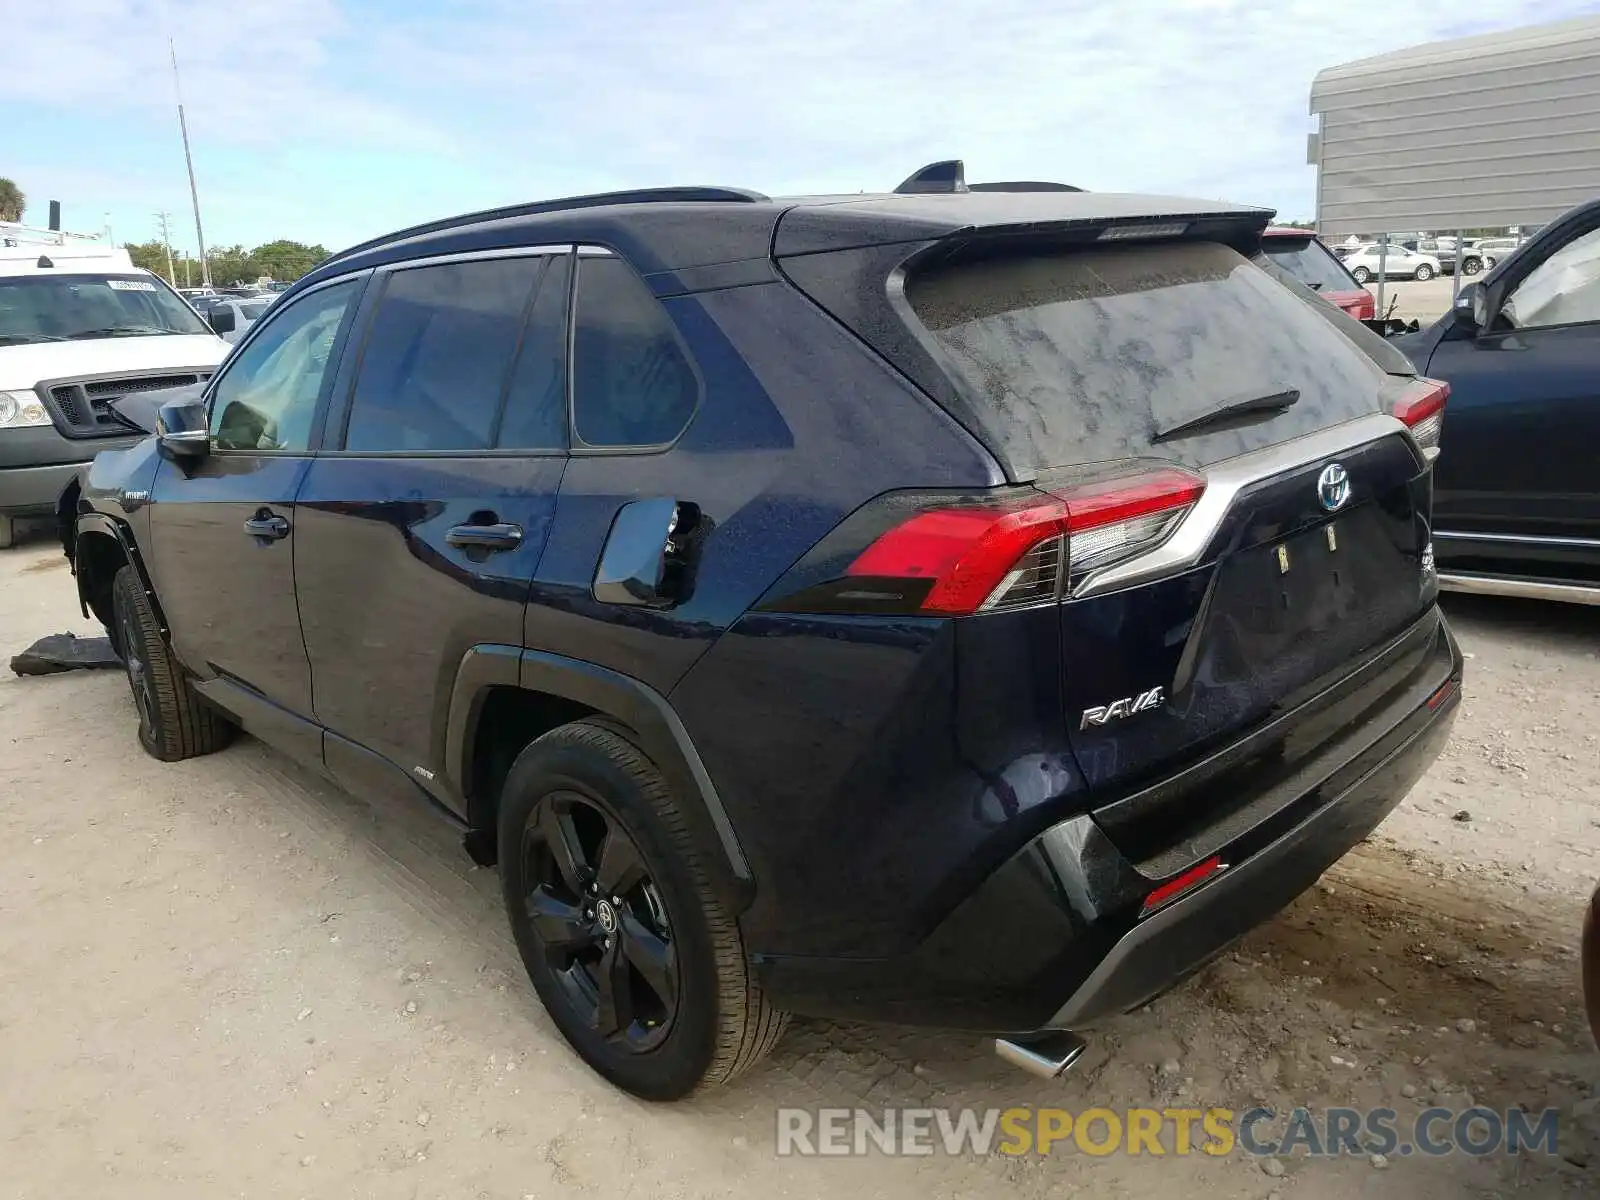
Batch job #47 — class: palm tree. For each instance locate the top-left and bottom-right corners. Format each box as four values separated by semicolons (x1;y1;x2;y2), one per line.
0;178;23;223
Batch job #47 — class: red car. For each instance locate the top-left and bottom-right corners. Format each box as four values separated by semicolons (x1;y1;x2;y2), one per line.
1261;226;1376;321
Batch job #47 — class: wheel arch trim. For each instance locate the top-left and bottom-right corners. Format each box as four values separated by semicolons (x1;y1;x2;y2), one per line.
446;644;754;906
72;512;166;631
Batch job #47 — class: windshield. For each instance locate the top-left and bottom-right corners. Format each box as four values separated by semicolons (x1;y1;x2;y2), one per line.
0;273;211;345
1262;238;1359;291
906;240;1391;471
239;300;272;320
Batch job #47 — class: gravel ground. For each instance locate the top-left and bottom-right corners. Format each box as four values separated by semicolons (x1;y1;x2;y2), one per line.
1360;275;1466;325
3;529;1597;1199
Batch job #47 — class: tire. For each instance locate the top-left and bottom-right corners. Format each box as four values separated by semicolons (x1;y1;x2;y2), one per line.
0;515;13;550
1352;266;1370;284
498;720;787;1100
110;565;234;761
1414;264;1435;281
1462;257;1483;277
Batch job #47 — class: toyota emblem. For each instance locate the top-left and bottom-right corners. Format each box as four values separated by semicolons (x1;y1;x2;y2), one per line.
1317;463;1351;513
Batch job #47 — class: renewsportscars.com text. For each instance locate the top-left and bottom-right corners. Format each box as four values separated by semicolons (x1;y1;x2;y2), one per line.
775;1105;1561;1158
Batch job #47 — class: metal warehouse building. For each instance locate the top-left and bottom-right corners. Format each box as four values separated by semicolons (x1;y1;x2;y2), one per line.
1310;16;1600;237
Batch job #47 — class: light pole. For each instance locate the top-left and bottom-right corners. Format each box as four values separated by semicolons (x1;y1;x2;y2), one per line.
169;38;211;288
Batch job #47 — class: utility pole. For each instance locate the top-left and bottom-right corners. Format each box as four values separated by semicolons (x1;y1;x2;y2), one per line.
155;210;177;285
169;38;211;288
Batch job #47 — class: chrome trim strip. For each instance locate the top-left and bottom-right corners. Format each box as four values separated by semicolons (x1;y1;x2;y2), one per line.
1438;573;1600;605
1435;529;1600;549
372;243;575;274
1072;413;1413;599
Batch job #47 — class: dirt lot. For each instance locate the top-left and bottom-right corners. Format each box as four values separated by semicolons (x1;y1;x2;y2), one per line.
1361;275;1466;325
3;529;1597;1199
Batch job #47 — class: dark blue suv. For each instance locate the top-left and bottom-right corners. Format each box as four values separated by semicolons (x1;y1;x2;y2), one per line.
64;164;1463;1099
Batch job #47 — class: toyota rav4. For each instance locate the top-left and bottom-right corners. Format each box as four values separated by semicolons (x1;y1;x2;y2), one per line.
64;162;1463;1100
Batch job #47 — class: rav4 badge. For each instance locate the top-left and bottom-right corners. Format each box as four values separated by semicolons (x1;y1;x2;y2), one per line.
1081;686;1165;730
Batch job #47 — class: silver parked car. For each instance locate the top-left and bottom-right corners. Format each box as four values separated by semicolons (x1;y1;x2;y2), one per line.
201;296;273;344
1473;237;1524;270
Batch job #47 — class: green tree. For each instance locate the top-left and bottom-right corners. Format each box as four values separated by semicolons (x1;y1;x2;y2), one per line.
250;239;328;282
205;244;263;288
0;177;24;223
125;240;171;279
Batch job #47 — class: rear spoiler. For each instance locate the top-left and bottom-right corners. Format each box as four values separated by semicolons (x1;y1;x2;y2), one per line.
774;195;1273;259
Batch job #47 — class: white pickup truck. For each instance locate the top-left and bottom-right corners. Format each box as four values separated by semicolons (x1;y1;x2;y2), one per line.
0;228;229;547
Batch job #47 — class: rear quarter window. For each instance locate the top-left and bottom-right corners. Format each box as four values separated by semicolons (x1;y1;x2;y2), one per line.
906;241;1394;472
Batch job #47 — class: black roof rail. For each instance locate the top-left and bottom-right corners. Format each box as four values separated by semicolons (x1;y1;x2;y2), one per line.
328;185;769;265
968;180;1084;193
894;160;968;194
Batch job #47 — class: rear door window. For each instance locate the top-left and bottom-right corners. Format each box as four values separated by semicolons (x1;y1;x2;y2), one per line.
343;257;541;452
906;240;1392;472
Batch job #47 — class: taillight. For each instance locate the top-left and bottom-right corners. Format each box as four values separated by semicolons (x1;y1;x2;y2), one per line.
841;466;1205;616
1395;377;1448;458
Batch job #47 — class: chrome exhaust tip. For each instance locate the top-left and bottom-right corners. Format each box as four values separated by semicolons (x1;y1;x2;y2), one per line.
994;1031;1088;1079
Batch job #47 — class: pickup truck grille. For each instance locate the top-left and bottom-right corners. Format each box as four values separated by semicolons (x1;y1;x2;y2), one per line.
43;371;212;439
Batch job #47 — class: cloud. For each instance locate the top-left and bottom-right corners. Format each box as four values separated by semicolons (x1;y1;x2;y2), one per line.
5;0;1596;245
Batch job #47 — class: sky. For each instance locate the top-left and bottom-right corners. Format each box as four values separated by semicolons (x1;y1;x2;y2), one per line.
4;0;1598;257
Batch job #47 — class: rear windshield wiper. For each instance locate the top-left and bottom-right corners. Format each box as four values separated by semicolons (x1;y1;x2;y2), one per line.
1153;388;1301;442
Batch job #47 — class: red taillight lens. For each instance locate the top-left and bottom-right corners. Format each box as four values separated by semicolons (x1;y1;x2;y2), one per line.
846;496;1069;615
1395;377;1448;456
844;466;1205;615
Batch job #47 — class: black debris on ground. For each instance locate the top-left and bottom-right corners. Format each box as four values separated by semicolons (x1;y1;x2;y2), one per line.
9;633;121;677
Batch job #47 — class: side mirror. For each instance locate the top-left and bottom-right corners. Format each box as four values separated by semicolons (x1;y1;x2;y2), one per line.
1453;282;1485;335
207;307;235;335
157;397;210;461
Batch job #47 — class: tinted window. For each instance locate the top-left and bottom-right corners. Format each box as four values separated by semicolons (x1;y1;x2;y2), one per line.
209;280;357;451
1261;238;1357;292
572;256;697;447
497;254;570;450
907;241;1390;472
344;257;540;452
1502;226;1600;329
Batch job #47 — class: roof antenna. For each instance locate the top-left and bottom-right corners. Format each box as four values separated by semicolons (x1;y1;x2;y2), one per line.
894;160;968;195
37;255;54;268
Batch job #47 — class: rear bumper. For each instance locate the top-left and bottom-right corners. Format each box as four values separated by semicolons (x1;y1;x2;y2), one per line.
755;609;1462;1031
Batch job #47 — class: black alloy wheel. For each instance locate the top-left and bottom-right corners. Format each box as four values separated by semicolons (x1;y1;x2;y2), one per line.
498;720;788;1099
521;791;679;1051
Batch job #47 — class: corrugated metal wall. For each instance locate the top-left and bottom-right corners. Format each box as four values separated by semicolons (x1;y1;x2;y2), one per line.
1311;17;1600;236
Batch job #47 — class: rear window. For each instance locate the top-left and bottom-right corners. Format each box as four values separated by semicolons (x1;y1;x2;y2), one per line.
1261;237;1358;292
905;241;1391;472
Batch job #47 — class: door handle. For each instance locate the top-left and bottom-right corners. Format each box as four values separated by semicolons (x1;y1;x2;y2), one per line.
446;522;523;552
243;512;290;540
